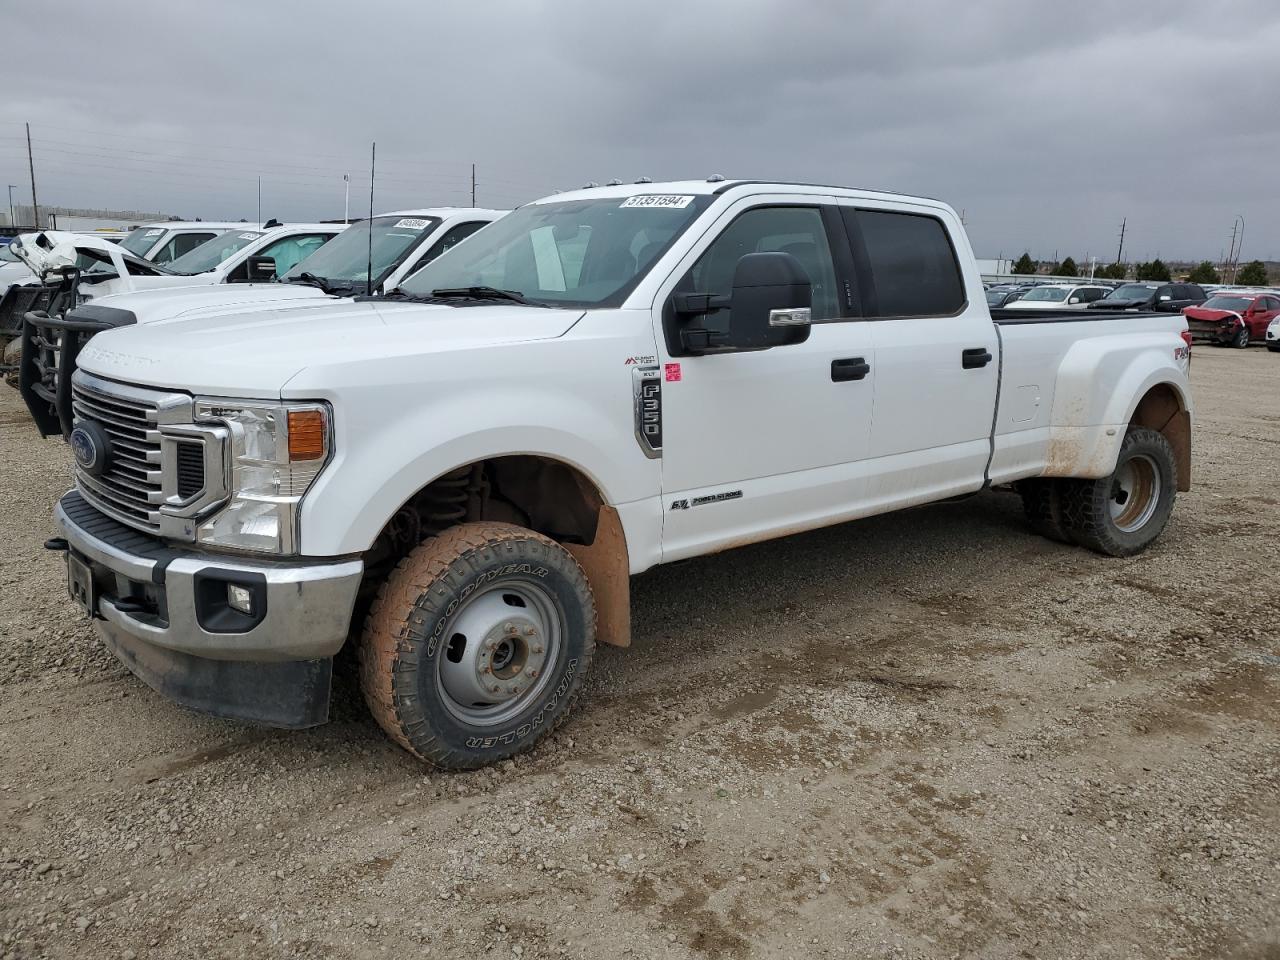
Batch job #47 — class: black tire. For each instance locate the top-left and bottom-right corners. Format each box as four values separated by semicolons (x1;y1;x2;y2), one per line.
1060;427;1177;557
359;521;596;769
1267;344;1280;353
1019;478;1073;544
1232;325;1250;349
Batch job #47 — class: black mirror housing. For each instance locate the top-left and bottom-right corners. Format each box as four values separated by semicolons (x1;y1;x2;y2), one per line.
676;252;812;354
244;255;277;282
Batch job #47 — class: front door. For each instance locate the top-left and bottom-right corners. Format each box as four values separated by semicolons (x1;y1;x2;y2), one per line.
653;198;876;562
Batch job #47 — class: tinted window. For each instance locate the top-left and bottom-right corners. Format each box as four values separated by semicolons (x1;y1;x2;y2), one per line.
851;210;964;317
1075;287;1106;303
159;231;216;262
1183;284;1205;301
405;221;489;277
684;206;839;320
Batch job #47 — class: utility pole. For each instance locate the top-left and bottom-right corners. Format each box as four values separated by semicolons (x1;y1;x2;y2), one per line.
1115;217;1126;266
7;185;16;229
343;173;350;224
26;123;39;229
257;176;262;224
471;163;476;208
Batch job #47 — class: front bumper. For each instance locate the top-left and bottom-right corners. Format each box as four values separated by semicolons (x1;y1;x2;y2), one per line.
55;491;363;727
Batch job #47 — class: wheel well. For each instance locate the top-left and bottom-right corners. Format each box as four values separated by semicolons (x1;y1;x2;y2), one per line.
1130;384;1191;491
364;456;632;647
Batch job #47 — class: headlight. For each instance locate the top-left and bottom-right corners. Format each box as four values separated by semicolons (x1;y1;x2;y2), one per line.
192;399;331;555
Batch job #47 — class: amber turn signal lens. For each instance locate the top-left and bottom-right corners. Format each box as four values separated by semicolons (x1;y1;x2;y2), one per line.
287;409;326;461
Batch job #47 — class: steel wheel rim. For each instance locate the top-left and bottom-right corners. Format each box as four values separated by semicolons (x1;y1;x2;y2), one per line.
434;579;562;727
1110;454;1161;533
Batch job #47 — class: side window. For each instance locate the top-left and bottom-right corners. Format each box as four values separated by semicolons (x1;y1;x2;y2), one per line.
257;233;333;277
162;232;216;262
405;221;489;276
849;209;965;318
684;206;839;320
1078;287;1105;303
147;233;177;264
1265;297;1280;311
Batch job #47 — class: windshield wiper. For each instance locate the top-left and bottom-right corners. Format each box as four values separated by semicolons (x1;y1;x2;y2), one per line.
286;271;353;294
430;285;533;305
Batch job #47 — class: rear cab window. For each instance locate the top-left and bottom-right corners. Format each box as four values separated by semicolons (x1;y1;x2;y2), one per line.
842;208;966;318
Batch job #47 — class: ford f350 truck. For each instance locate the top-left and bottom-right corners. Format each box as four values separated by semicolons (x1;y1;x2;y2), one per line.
16;209;505;436
46;178;1193;771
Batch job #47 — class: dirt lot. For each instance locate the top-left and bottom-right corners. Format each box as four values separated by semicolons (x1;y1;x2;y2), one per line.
0;348;1277;960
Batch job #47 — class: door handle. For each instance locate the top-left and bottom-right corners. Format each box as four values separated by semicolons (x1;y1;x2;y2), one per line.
831;357;871;382
962;347;993;369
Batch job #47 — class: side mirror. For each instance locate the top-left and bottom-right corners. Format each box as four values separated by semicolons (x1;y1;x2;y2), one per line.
672;252;812;353
244;255;277;282
1068;297;1080;304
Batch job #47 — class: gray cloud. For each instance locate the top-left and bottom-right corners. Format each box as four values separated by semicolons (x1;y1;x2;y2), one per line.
3;0;1278;262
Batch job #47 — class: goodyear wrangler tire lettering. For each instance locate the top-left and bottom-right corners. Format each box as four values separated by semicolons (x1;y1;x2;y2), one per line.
359;522;596;770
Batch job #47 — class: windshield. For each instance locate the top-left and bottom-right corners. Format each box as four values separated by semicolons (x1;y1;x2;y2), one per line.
282;215;439;284
399;194;713;307
166;231;262;276
1105;284;1158;300
120;227;167;257
1020;286;1069;302
0;244;18;263
1202;295;1253;311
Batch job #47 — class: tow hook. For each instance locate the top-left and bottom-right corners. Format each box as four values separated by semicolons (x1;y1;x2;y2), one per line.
44;538;68;552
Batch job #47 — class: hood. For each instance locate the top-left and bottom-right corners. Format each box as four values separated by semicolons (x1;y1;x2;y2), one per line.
1183;307;1238;323
88;282;332;324
1091;297;1148;308
76;300;585;396
11;230;166;279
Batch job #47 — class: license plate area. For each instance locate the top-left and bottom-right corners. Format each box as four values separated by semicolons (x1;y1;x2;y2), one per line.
67;552;96;619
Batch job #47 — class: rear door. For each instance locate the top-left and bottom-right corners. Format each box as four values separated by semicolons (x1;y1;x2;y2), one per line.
837;202;997;499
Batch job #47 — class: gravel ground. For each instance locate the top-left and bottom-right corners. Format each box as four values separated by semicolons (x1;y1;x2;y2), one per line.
1;348;1277;960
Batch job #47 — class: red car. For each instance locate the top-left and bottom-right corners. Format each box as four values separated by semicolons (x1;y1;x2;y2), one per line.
1184;292;1280;348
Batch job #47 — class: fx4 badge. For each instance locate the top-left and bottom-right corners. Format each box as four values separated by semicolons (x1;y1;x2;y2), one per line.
670;490;743;510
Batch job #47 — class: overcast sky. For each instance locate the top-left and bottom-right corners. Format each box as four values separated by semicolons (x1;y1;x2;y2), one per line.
3;0;1278;263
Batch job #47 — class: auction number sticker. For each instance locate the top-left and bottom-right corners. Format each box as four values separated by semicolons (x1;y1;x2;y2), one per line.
393;218;430;229
238;232;259;240
144;229;164;237
620;195;695;209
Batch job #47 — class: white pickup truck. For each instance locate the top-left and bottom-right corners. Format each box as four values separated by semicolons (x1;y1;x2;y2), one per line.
48;179;1193;771
17;209;505;436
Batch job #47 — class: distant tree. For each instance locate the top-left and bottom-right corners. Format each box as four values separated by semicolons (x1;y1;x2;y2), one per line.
1097;262;1128;280
1236;260;1269;286
1058;256;1078;277
1011;252;1037;275
1187;261;1220;284
1135;259;1171;282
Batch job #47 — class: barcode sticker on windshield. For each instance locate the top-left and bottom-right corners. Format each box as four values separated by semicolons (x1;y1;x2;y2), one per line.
144;229;164;237
393;218;430;229
620;195;695;209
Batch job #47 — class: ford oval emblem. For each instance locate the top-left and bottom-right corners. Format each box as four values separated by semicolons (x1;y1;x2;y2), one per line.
69;422;112;477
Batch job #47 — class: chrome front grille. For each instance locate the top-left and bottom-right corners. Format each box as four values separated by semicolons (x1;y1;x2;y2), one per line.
71;378;166;530
69;372;230;538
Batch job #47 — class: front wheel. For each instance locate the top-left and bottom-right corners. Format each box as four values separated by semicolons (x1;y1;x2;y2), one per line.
1268;343;1280;353
1060;427;1177;557
359;522;596;769
1232;325;1250;348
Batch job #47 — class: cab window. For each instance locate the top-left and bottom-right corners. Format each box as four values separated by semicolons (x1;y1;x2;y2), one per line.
683;206;839;321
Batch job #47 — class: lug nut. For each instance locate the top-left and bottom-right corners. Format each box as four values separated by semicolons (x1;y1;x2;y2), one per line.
524;627;536;636
531;646;542;655
490;685;501;693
